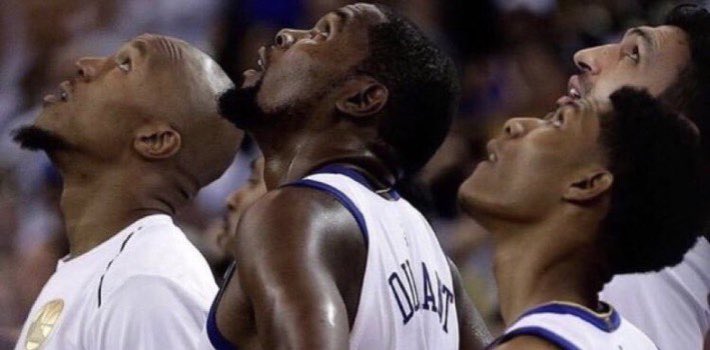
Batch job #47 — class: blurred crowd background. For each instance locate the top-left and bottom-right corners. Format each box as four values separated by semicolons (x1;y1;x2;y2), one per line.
0;0;702;347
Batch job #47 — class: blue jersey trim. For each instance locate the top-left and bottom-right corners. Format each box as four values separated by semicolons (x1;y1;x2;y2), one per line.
517;302;621;333
492;326;581;350
206;263;239;350
312;164;401;200
286;179;369;247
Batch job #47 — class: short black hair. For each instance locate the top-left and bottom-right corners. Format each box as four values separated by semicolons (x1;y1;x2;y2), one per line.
600;87;703;275
357;4;460;179
662;4;710;162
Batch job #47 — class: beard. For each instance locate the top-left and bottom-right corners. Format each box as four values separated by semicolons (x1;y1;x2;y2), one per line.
218;78;265;130
12;125;72;152
218;74;336;132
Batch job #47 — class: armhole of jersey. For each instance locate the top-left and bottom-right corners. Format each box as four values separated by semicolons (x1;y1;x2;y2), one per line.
496;326;580;350
285;179;369;247
206;263;239;350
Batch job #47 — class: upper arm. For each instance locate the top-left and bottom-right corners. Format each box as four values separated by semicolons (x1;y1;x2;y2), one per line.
87;275;208;349
494;336;562;350
448;258;493;350
233;187;361;350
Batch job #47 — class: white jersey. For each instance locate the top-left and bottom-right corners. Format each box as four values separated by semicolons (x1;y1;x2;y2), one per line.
601;237;710;350
15;215;218;350
489;301;658;350
201;166;459;350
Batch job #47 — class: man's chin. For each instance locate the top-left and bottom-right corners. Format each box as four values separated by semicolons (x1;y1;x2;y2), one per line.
12;125;72;153
218;78;264;130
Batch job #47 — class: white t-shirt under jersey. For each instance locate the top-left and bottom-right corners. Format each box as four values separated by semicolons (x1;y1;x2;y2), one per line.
601;237;710;350
15;214;218;350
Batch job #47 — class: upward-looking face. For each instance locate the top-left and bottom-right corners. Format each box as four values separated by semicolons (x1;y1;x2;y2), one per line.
230;3;387;127
459;99;610;224
561;25;690;103
29;34;232;160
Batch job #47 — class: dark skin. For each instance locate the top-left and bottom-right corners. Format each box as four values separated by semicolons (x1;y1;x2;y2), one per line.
215;4;489;349
21;34;241;258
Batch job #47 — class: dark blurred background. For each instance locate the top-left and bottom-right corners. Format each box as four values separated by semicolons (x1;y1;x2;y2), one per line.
0;0;699;347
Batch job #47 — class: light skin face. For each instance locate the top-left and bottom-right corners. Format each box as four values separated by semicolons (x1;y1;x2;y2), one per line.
459;99;612;224
242;3;388;116
562;25;690;103
34;34;235;167
216;157;267;253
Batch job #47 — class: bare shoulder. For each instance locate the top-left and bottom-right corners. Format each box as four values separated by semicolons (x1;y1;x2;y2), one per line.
232;185;366;267
494;336;562;350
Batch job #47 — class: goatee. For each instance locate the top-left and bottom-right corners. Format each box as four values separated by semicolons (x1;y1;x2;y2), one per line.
12;126;72;152
218;78;263;130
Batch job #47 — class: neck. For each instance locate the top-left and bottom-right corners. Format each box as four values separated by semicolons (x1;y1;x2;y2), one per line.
58;163;179;257
489;212;606;325
250;122;395;190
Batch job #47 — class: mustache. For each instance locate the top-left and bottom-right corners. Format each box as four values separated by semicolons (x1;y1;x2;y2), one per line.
12;125;72;152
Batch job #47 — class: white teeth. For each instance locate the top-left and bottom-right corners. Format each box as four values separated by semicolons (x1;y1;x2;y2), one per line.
488;153;497;162
257;58;264;70
60;91;68;101
569;88;581;99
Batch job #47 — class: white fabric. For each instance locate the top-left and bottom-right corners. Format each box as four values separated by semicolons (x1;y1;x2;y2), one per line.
302;173;460;350
504;303;657;349
15;215;218;350
601;237;710;350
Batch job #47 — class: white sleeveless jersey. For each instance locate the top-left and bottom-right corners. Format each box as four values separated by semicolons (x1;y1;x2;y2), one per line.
601;237;710;350
488;301;658;350
200;166;459;350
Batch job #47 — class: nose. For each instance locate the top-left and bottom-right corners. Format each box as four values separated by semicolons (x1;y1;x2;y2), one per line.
502;117;541;139
75;57;103;81
274;29;310;49
573;45;607;75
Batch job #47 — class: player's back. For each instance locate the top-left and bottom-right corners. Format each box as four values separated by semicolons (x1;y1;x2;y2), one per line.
291;166;460;349
488;301;658;350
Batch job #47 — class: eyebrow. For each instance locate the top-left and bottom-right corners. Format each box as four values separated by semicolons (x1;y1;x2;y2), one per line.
333;8;350;22
625;27;656;51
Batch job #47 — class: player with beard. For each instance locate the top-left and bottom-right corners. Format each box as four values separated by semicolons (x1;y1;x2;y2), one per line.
559;5;710;349
459;88;703;349
13;34;241;349
201;3;490;350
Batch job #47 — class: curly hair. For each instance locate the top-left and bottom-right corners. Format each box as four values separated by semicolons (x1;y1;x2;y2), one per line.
600;87;704;275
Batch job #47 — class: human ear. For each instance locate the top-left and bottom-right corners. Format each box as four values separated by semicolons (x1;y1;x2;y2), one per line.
335;76;388;118
133;123;182;160
563;170;613;202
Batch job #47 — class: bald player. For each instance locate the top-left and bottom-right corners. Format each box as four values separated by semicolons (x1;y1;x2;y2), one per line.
203;3;490;350
12;34;241;349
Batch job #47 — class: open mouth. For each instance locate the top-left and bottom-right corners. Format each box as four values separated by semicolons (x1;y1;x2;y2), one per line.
42;80;73;106
486;140;498;163
557;75;584;105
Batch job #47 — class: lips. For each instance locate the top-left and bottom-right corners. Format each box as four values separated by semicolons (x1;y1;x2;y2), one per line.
557;75;585;105
486;140;498;163
42;80;74;107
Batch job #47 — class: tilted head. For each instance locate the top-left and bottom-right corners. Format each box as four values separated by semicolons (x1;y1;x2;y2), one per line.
566;4;710;159
219;3;459;179
14;34;242;195
459;88;703;275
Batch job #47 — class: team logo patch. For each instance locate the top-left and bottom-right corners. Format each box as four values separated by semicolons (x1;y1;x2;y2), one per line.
25;299;64;350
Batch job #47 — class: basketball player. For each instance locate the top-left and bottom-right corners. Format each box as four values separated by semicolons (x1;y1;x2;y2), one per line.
459;88;703;349
203;3;490;349
12;34;242;349
560;5;710;349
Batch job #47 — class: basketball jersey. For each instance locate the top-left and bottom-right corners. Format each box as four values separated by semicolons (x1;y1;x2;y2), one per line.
601;237;710;350
201;165;459;349
487;301;658;350
15;215;218;350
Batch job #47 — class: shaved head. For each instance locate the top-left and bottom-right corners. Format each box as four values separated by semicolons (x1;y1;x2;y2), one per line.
17;34;243;196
